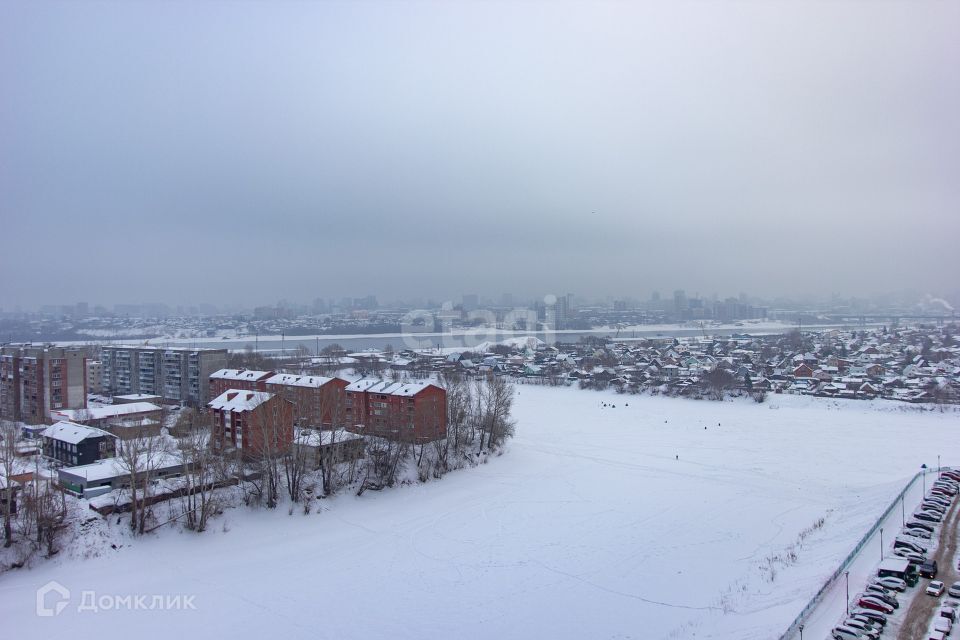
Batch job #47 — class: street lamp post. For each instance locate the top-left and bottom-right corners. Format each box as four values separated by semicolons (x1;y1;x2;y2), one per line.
799;624;804;640
880;527;884;560
922;464;928;495
938;455;941;473
845;570;850;616
901;494;905;526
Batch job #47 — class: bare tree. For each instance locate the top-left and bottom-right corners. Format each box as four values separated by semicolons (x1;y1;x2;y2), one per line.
178;410;225;532
477;375;515;451
0;420;19;546
17;457;68;557
702;367;736;401
116;431;174;534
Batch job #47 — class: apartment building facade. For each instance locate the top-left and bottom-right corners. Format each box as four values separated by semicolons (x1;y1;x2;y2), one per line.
100;345;227;406
0;345;88;424
344;379;446;443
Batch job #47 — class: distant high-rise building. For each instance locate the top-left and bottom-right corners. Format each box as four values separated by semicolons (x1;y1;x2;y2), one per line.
673;290;688;313
500;293;514;308
1;344;88;424
462;294;479;311
550;293;572;330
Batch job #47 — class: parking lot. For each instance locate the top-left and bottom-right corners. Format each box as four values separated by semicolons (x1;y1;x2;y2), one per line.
828;470;960;640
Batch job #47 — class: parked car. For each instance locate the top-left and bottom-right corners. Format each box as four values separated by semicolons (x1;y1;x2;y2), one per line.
862;588;898;608
906;520;936;533
948;582;960;598
895;539;929;554
930;488;953;499
843;618;881;639
858;596;894;613
874;576;907;592
926;496;951;507
913;511;942;523
928;580;945;596
921;561;940;579
932;616;952;635
927;631;947;640
832;626;871;640
940;604;957;622
904;527;933;539
893;547;926;564
921;502;947;514
849;609;887;627
939;471;960;482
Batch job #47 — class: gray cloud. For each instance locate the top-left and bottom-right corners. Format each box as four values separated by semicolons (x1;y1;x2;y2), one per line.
1;0;958;307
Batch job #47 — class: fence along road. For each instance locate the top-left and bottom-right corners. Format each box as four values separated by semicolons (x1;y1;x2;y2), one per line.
780;469;936;640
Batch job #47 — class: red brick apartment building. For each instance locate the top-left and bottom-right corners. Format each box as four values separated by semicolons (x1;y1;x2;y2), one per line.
264;374;348;428
0;345;88;424
344;379;446;444
208;389;293;456
208;369;275;398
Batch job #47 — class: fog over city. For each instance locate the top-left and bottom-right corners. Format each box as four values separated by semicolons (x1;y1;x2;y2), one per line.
2;1;958;308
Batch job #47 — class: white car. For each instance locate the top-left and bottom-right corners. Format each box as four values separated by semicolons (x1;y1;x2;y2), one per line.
875;576;907;592
928;581;946;597
832;626;870;640
933;616;952;634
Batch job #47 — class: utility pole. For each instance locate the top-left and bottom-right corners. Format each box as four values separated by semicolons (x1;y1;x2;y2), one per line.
845;571;850;616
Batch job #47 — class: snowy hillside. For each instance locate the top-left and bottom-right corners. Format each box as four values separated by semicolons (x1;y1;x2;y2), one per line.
4;387;958;639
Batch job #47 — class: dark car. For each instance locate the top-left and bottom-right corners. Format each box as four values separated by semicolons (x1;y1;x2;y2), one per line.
850;609;887;627
914;511;942;523
920;561;939;579
895;539;928;554
863;589;898;608
907;520;936;533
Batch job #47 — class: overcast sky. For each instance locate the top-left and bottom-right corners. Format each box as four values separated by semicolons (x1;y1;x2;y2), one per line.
1;0;958;309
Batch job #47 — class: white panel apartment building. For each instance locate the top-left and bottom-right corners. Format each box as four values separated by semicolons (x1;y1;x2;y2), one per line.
100;346;227;406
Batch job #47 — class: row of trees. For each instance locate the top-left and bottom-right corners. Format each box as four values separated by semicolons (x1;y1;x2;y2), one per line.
1;421;69;560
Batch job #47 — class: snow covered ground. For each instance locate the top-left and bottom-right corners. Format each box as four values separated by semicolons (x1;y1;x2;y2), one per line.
2;387;958;639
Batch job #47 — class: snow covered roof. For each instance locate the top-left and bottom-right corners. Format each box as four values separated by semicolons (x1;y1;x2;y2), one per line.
42;421;114;445
210;369;274;381
52;402;161;422
266;373;337;388
345;378;381;393
344;379;439;397
58;453;182;483
296;429;363;447
208;390;274;412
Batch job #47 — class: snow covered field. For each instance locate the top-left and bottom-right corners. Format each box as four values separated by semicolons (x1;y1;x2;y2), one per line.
3;387;958;639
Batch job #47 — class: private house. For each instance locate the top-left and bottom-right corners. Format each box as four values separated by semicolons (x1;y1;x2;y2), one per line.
42;421;117;466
